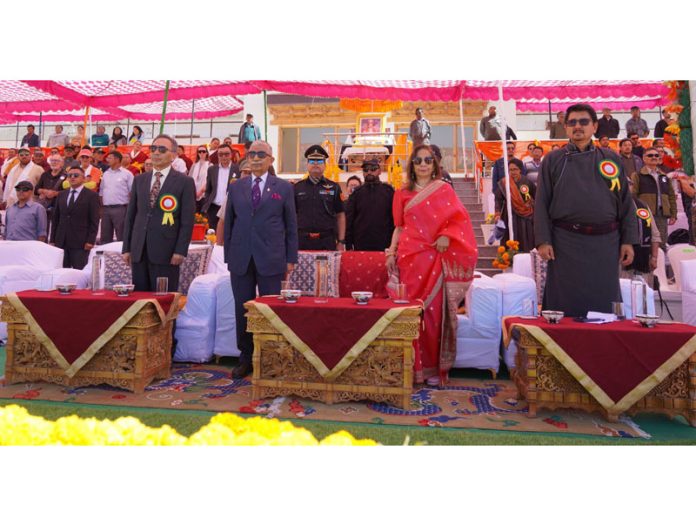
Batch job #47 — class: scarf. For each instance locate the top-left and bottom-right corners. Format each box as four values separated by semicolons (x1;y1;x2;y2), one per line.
499;176;534;218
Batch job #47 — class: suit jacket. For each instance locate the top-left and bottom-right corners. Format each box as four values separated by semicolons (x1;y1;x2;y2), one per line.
223;174;298;276
50;187;100;249
201;164;240;213
122;168;196;265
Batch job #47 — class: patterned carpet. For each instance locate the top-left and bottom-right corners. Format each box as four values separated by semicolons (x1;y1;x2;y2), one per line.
0;363;650;439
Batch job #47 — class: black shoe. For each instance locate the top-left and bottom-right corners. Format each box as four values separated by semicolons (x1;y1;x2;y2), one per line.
232;361;253;379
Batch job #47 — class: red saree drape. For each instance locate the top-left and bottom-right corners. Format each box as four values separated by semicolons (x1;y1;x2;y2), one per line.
393;180;478;383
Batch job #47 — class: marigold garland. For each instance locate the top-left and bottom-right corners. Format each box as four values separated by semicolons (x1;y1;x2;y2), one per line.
492;240;519;270
0;405;378;446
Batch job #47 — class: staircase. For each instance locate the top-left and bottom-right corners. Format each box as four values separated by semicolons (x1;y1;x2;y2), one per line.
453;178;502;277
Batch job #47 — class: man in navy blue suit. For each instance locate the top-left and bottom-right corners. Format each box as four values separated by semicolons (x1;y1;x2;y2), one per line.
223;140;298;378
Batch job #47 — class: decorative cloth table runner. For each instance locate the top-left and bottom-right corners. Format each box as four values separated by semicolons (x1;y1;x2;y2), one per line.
503;316;696;413
5;290;179;377
250;297;421;381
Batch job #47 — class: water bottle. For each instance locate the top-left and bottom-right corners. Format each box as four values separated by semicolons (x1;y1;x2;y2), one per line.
630;276;646;318
91;250;105;295
314;255;329;303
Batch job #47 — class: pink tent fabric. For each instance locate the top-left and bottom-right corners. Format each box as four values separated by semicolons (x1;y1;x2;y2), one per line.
0;80;672;122
517;96;666;112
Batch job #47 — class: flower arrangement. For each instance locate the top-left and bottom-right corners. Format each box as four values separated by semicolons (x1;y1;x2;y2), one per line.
492;240;519;270
0;405;378;446
194;213;209;227
484;213;497;225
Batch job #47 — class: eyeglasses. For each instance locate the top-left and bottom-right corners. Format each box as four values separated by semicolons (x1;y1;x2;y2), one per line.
413;156;434;165
308;159;325;165
68;173;82;178
566;118;592;127
644;154;661;158
241;170;252;175
247;151;270;159
150;145;171;154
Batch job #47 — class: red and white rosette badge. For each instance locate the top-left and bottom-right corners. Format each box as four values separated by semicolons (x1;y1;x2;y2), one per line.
598;160;621;191
636;207;652;227
159;194;178;226
519;184;530;201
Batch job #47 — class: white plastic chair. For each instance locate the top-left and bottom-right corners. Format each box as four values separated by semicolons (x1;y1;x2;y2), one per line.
667;244;696;291
654;248;675;292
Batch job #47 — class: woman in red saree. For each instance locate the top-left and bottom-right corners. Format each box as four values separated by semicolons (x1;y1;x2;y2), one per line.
387;145;478;386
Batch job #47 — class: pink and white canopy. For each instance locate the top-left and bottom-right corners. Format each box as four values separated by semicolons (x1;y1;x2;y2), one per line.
0;80;671;123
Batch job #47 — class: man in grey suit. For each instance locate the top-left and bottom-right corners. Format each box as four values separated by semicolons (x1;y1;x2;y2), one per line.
122;134;196;292
224;140;298;378
201;143;239;231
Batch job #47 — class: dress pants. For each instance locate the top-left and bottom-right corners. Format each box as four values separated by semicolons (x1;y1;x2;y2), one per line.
63;248;89;270
100;205;128;243
206;203;221;231
230;257;284;365
131;244;180;292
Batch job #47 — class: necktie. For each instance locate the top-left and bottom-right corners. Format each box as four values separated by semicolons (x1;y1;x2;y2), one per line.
150;171;162;208
252;177;262;210
68;189;76;207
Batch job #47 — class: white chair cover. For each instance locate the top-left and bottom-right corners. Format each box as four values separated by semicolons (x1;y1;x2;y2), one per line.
667;244;696;291
174;274;219;362
680;259;696;326
213;273;240;357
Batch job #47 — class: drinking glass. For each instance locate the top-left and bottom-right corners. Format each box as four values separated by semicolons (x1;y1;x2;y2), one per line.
155;277;169;295
393;283;409;304
612;301;625;321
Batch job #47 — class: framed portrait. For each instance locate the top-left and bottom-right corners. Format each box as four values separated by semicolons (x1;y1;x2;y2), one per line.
355;113;386;144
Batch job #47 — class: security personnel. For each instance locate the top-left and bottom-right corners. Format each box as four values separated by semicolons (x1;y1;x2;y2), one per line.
345;159;395;250
294;145;346;250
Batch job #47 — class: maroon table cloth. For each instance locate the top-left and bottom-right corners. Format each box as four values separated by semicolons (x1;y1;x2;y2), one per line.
504;316;696;412
250;296;420;379
6;290;177;376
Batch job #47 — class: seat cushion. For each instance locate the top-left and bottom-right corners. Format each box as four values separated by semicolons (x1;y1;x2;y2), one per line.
338;251;388;298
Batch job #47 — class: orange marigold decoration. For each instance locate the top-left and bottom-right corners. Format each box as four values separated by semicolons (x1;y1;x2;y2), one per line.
493;240;520;270
339;99;403;113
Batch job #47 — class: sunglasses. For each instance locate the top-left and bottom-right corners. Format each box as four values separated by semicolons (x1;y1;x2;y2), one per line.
16;188;32;192
247;151;270;159
413;156;434;165
241;170;252;175
566;118;592;127
68;173;82;178
364;167;380;173
308;159;325;165
644;153;661;158
197;150;207;154
150;145;171;154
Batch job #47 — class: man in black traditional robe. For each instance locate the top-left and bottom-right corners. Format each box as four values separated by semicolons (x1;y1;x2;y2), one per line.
534;103;638;317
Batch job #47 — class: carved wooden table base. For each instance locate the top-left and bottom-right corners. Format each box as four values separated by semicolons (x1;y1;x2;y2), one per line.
246;304;421;409
512;326;696;426
1;299;180;393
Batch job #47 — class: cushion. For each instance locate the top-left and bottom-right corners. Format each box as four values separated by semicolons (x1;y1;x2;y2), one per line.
338;251;389;298
288;251;341;297
102;246;212;295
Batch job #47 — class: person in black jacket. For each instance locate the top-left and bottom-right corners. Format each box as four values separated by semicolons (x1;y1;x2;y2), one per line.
595;108;620;138
122;134;195;292
50;166;100;269
345;160;394;251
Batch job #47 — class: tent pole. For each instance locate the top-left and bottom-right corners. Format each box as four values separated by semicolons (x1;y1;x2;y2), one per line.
263;90;268;141
499;84;515;242
126;118;130;141
88;109;92;146
458;95;468;185
190;100;195;145
39;112;43;145
159;80;170;135
548;100;552;132
81;106;90;148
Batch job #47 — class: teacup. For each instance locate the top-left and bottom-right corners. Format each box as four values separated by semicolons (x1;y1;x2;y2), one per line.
541;310;564;324
280;289;302;303
635;314;659;328
352;291;374;305
56;283;77;295
113;284;135;297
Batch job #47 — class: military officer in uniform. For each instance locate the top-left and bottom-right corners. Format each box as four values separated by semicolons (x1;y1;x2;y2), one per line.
294;145;346;250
